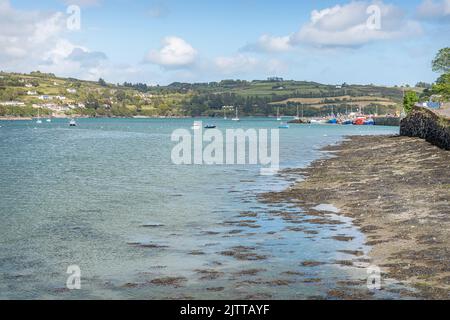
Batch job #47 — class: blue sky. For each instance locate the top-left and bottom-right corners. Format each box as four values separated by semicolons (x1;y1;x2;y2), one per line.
1;0;449;85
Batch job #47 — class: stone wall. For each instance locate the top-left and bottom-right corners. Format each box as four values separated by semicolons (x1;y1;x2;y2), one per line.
373;117;400;126
400;106;450;150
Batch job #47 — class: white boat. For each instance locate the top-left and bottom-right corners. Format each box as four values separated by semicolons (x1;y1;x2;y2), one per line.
36;108;42;124
310;119;327;124
46;118;51;122
232;107;240;121
294;105;300;120
69;119;77;127
191;121;201;130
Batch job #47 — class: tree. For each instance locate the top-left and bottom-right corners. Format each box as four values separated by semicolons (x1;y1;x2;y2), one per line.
98;78;107;86
432;47;450;74
403;91;419;114
415;82;431;89
431;73;450;100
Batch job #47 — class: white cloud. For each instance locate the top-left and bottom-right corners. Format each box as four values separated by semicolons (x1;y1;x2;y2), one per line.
416;0;450;20
0;0;109;80
242;34;292;53
246;1;423;51
213;54;286;76
145;36;198;68
214;54;259;74
291;1;422;48
60;0;101;7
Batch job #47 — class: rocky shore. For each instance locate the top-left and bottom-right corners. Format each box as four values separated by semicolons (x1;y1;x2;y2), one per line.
263;135;450;299
401;106;450;150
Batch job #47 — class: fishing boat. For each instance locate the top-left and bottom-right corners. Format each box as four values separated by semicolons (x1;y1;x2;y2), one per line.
278;122;289;129
342;119;353;125
69;119;77;127
311;118;328;124
232;107;240;121
204;124;216;129
364;118;375;125
353;117;366;125
328;118;337;124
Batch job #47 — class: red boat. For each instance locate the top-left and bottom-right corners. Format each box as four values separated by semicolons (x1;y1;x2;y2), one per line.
353;117;366;125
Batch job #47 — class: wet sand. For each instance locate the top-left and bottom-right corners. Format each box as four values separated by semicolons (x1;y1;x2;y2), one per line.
263;135;450;299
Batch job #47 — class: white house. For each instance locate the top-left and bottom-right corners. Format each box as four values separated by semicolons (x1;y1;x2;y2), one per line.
0;101;25;106
27;90;37;95
25;83;33;88
66;88;77;94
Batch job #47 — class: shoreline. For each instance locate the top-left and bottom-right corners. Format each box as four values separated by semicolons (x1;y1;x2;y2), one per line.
262;135;450;299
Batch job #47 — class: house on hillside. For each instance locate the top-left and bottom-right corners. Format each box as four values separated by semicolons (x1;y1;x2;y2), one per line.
25;83;34;88
27;90;37;95
66;88;77;94
38;95;51;101
0;101;25;106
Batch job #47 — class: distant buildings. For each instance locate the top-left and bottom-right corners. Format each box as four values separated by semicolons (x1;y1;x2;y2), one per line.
38;95;66;101
38;95;51;101
417;101;441;109
27;90;37;95
0;101;25;106
66;88;77;94
25;83;34;88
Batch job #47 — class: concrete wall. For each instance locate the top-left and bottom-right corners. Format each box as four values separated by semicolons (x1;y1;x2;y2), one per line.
374;117;400;126
400;106;450;150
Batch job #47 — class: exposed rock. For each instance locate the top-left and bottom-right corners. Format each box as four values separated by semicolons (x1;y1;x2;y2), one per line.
400;106;450;150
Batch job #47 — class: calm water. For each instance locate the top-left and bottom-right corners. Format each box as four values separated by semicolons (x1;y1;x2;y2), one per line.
0;118;403;299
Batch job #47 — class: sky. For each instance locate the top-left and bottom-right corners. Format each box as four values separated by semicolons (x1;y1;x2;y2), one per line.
0;0;449;85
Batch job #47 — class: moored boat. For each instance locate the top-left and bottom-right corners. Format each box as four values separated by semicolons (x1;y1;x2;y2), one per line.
191;121;201;130
364;118;375;125
353;117;366;125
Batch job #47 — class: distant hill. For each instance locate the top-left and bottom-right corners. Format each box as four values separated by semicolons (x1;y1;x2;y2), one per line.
0;72;411;118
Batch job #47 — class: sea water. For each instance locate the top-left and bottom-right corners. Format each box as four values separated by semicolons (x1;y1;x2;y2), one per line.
0;118;404;299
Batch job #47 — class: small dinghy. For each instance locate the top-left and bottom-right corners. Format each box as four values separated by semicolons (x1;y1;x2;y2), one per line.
69;119;77;127
204;124;216;129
